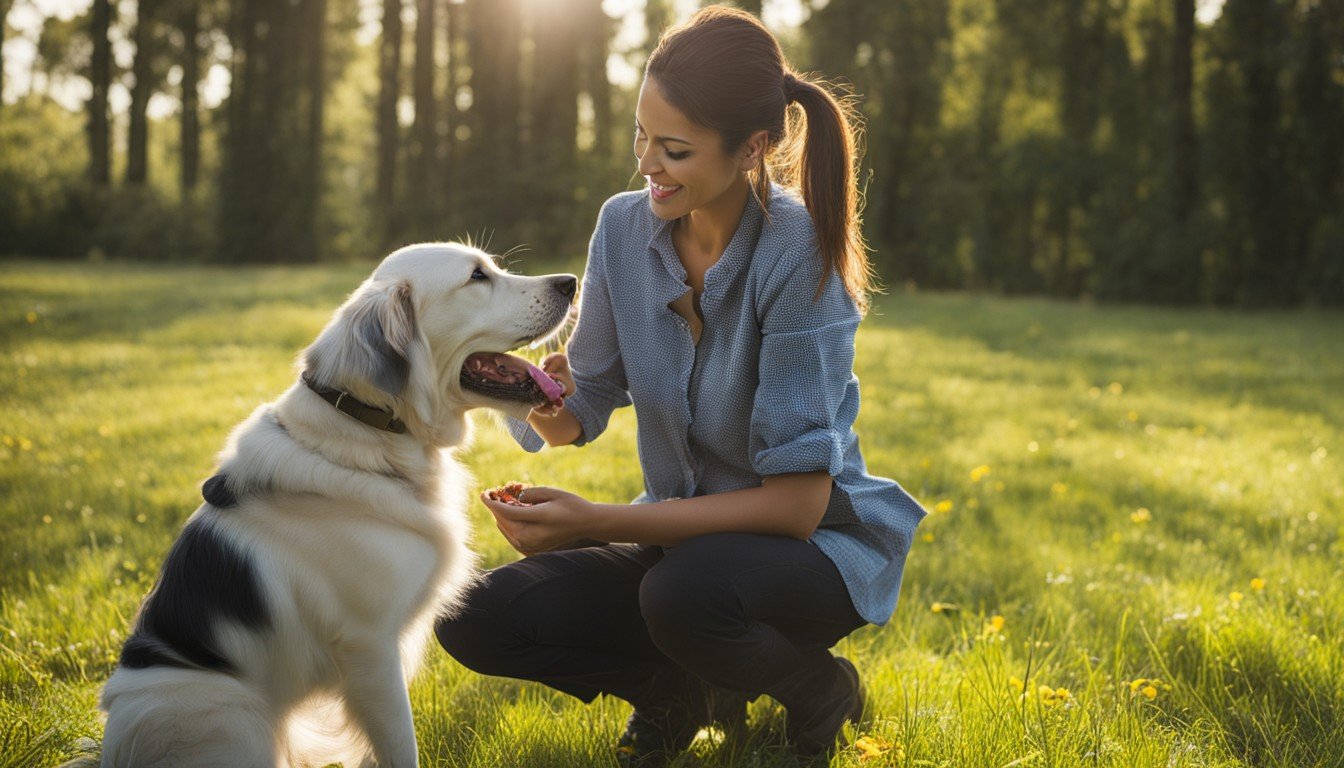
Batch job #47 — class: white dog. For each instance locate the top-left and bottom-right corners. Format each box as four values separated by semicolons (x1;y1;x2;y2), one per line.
98;244;576;768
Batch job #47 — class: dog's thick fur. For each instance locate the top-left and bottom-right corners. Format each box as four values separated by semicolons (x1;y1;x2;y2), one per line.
99;244;575;768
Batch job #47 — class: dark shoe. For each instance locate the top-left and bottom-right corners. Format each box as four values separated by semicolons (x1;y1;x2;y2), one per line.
786;656;866;758
614;685;753;767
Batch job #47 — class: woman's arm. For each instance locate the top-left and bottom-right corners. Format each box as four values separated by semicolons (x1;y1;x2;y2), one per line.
525;405;583;447
487;471;833;554
594;471;832;545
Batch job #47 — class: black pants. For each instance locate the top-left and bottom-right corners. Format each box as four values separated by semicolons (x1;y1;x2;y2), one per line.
434;533;865;716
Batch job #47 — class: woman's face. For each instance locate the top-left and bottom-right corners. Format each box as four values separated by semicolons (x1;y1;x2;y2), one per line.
633;77;752;221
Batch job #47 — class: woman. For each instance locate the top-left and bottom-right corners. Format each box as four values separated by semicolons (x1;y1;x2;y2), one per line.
436;6;927;765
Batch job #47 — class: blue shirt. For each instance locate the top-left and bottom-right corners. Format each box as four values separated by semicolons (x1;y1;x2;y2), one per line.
508;186;927;625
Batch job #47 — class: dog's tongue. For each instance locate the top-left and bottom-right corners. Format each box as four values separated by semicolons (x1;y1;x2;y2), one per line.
526;364;565;403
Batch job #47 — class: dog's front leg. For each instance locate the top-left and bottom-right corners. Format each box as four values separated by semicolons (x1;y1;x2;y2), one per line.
340;645;420;768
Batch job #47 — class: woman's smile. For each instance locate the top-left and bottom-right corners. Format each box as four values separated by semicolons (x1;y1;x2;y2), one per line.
648;178;682;202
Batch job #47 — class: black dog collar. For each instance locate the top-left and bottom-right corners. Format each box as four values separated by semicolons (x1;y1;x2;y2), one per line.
301;373;408;434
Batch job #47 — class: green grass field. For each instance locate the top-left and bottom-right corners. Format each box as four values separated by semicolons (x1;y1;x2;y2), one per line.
1;260;1341;767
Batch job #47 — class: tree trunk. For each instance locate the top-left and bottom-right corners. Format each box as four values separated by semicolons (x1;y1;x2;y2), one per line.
302;0;327;255
377;0;404;245
408;0;437;238
180;0;201;196
531;0;579;241
442;0;460;216
464;0;522;225
88;0;113;185
0;0;11;110
126;0;158;185
583;0;612;161
1172;0;1196;225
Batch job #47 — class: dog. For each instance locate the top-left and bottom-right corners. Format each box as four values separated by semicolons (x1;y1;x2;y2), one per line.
98;243;577;767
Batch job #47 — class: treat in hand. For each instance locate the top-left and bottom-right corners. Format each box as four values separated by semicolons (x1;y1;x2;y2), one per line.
486;481;533;506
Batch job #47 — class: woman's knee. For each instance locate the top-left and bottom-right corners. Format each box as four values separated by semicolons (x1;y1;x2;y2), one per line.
639;534;747;651
433;574;523;675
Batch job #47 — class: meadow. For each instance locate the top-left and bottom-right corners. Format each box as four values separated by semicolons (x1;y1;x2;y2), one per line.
1;259;1340;767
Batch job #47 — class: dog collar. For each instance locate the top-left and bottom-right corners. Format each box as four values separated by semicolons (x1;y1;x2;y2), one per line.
301;374;408;434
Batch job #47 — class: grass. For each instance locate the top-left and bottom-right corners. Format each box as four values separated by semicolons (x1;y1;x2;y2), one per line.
1;259;1341;767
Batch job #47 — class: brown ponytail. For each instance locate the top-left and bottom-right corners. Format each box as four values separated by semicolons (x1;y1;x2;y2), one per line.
647;5;878;314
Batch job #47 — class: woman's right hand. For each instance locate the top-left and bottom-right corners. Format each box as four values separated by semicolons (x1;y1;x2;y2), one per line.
531;352;575;418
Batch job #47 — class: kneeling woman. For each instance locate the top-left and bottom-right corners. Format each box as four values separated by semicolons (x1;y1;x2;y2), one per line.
436;6;927;765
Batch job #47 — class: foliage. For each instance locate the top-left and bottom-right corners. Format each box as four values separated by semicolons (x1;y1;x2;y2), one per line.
1;262;1341;765
0;0;1341;305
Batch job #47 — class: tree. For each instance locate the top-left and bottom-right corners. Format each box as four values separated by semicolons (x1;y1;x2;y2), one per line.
88;0;113;185
1;0;13;109
530;0;580;245
126;0;162;185
177;0;202;195
581;0;614;163
376;0;403;246
1172;0;1196;227
441;0;462;217
463;0;522;230
407;0;437;239
218;0;328;262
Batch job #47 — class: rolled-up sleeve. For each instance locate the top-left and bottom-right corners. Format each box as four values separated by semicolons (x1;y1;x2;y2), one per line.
749;248;861;477
506;206;632;452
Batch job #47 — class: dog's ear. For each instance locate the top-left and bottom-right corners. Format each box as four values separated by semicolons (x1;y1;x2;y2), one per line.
306;279;418;397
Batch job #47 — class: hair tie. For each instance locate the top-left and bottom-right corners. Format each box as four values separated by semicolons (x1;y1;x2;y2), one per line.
783;73;801;103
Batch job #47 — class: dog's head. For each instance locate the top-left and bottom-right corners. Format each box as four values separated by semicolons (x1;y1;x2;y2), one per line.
302;243;576;444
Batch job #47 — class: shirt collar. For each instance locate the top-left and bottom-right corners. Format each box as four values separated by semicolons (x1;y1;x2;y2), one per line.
645;185;770;294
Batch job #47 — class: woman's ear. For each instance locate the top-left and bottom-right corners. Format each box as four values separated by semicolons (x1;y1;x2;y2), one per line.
738;129;771;171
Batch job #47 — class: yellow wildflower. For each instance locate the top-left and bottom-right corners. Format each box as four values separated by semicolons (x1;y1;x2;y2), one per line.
1108;382;1124;395
931;601;959;614
934;499;954;514
1131;507;1152;524
1250;578;1265;591
970;465;991;483
854;736;901;762
1009;676;1025;693
1052;482;1068;495
1038;685;1072;707
1229;591;1243;605
980;615;1006;638
921;532;935;543
1127;678;1170;700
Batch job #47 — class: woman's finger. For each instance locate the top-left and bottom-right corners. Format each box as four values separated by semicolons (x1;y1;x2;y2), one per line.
518;485;564;504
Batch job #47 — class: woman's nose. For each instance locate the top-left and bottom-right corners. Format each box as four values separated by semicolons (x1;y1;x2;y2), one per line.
636;147;659;178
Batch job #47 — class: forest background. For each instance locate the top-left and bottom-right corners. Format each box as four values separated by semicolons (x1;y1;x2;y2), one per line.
0;0;1341;306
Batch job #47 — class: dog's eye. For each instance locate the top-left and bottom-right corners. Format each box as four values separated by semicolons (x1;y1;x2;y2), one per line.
470;266;489;282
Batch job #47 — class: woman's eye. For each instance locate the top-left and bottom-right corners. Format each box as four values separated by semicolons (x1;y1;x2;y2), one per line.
666;150;690;161
471;266;489;281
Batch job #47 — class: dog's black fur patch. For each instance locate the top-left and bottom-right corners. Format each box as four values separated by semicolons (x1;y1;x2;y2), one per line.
119;633;194;670
119;517;269;673
201;473;238;508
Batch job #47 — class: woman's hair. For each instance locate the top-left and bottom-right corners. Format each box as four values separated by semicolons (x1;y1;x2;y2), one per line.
646;5;877;313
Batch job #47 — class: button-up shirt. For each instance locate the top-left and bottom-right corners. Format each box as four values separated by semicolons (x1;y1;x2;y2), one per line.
508;186;927;625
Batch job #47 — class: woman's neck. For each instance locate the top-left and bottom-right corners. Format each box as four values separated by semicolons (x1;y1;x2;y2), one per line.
677;174;751;260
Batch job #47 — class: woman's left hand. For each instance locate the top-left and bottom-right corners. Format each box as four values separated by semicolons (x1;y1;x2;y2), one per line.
481;486;604;555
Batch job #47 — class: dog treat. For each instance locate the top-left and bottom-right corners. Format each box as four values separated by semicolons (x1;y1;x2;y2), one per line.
487;481;533;506
525;363;566;403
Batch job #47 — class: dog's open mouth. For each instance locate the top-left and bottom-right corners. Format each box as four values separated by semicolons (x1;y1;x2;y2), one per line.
460;352;556;406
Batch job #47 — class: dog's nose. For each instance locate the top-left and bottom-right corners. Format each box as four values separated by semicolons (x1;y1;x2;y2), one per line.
553;276;577;300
